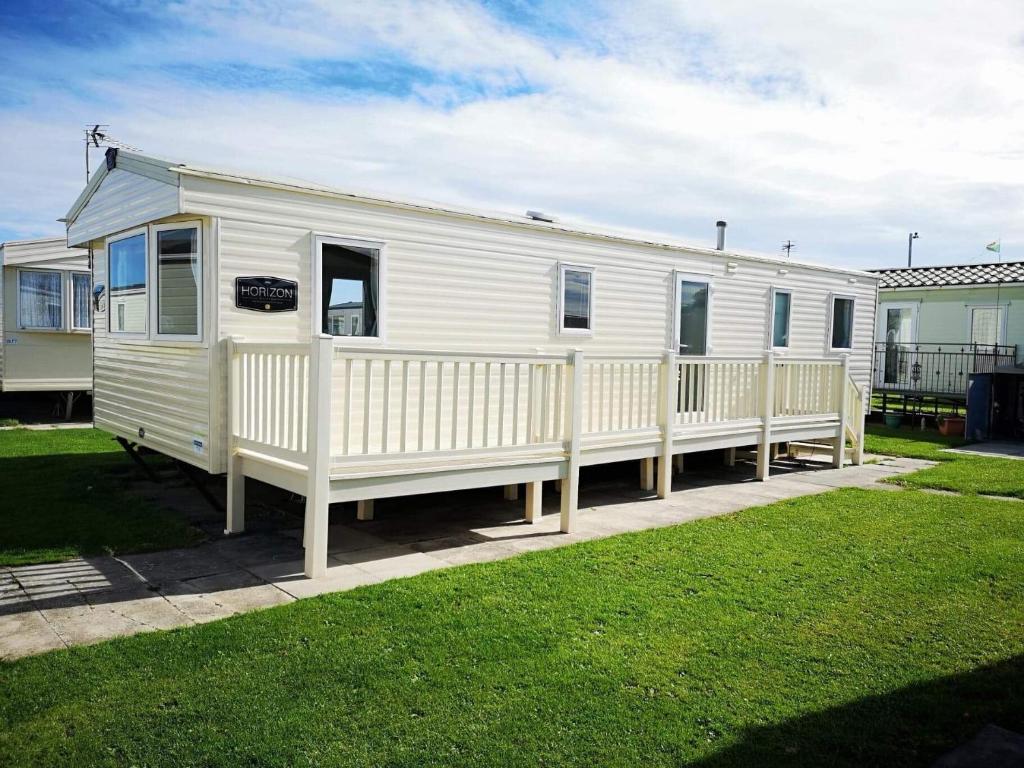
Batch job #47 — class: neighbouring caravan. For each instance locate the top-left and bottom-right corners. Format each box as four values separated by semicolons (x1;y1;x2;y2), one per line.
66;148;878;577
0;237;92;398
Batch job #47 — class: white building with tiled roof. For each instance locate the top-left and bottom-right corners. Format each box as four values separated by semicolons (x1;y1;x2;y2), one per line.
868;262;1022;395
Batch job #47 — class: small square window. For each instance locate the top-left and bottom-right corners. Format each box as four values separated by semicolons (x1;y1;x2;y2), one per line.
71;272;92;330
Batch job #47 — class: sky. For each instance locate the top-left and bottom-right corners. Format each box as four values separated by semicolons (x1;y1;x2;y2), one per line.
0;0;1021;269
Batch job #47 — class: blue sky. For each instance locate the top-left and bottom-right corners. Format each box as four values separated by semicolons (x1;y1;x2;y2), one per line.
1;0;1022;269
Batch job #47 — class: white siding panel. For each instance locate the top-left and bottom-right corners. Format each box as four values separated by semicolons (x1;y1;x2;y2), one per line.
181;175;877;470
1;238;89;268
92;222;213;470
68;169;179;246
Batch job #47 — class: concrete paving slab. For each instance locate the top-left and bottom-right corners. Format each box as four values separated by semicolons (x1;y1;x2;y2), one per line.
945;441;1024;460
120;547;236;585
0;609;66;658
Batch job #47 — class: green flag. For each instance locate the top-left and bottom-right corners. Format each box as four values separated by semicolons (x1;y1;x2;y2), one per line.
986;240;1001;253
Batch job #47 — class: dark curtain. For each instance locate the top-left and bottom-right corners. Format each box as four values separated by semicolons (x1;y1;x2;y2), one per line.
321;244;378;336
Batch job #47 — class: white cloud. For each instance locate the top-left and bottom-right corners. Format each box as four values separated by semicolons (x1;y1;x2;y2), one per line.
1;0;1022;268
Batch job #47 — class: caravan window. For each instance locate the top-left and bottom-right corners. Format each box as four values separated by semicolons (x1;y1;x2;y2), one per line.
155;225;201;338
770;289;791;349
18;270;63;330
71;273;91;330
322;242;380;337
109;232;147;334
830;295;855;350
558;264;594;334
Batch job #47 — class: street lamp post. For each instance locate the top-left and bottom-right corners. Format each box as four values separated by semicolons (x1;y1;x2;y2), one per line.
907;232;920;267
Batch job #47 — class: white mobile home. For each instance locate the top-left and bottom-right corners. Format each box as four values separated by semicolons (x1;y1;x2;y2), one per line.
66;148;877;578
0;237;92;394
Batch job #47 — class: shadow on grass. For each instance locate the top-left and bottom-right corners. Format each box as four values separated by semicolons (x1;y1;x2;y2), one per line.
0;450;204;568
689;655;1024;767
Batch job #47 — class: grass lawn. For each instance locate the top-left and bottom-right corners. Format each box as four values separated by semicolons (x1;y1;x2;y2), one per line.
0;428;203;566
865;423;1024;498
3;485;1023;766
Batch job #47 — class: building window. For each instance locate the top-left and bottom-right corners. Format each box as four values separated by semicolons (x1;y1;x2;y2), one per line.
321;241;379;337
155;225;201;338
558;264;594;334
771;289;791;349
18;270;63;330
970;306;1005;348
108;232;147;334
72;273;91;330
830;295;855;350
677;275;711;355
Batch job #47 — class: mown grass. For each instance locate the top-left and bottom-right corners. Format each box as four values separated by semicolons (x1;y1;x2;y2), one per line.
0;428;202;566
2;487;1023;767
865;423;1024;498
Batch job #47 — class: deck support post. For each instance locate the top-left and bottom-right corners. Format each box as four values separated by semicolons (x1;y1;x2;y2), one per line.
656;349;676;499
724;447;736;467
357;499;374;521
560;349;584;533
225;336;245;534
503;484;519;501
674;453;685;473
525;480;543;523
304;334;334;579
756;351;775;481
853;385;866;466
640;457;655;491
834;354;850;468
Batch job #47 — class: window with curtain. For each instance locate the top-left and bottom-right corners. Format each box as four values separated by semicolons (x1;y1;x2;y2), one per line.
831;296;855;349
771;290;791;348
156;227;200;336
559;265;593;332
322;243;379;337
72;272;91;330
109;233;147;333
18;270;63;329
970;306;1004;348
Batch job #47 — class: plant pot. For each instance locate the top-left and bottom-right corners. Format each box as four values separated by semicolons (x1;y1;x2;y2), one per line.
938;416;965;437
884;413;902;429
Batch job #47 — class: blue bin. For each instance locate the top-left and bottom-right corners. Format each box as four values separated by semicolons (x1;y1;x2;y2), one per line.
966;373;992;441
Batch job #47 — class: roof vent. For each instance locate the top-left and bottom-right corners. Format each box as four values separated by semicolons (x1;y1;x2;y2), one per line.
526;210;556;223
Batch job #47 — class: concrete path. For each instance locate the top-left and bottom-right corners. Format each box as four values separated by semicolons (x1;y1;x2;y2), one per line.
0;454;929;660
945;441;1024;460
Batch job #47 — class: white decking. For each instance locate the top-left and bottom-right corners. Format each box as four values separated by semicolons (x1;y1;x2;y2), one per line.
226;337;866;577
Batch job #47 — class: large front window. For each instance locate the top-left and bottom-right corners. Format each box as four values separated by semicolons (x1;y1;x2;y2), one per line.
322;242;379;337
156;226;200;337
970;306;1005;348
109;232;147;334
18;270;63;330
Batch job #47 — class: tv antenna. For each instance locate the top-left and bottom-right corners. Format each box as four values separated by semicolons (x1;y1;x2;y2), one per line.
782;240;795;257
84;125;140;181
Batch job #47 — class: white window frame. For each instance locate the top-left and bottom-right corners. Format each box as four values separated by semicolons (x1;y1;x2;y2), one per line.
70;271;92;332
557;262;595;336
768;286;793;351
966;303;1008;347
16;268;66;332
107;226;149;339
673;271;714;355
827;292;857;352
150;220;203;342
312;233;387;344
875;301;919;346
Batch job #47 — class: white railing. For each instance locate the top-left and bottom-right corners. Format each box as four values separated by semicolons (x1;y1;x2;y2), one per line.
227;340;867;477
583;357;662;436
329;349;570;461
773;359;842;418
673;358;764;426
228;341;313;464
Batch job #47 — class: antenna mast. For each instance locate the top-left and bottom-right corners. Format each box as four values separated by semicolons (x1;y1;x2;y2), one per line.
782;240;795;257
84;125;141;182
